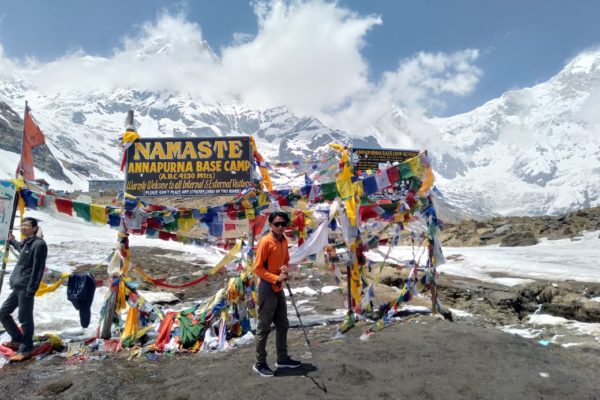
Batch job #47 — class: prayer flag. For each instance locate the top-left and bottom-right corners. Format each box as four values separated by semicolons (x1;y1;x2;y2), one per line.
17;107;46;181
90;204;107;224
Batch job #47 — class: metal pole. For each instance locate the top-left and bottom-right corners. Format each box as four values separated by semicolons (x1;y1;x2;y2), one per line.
0;189;19;295
17;101;27;177
1;101;29;294
285;282;327;393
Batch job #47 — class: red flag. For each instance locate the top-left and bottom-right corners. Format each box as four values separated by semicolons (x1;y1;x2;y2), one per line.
17;107;46;180
24;109;45;148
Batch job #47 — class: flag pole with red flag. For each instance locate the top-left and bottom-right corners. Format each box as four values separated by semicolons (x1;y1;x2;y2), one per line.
16;101;46;181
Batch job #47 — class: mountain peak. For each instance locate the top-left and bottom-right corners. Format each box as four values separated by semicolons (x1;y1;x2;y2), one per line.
563;50;600;75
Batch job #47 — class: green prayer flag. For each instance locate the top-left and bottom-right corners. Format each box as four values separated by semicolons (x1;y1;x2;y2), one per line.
72;201;91;221
409;177;422;192
398;163;413;179
321;182;338;200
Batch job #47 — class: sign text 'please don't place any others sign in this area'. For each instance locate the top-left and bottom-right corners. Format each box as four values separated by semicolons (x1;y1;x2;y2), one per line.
125;137;252;197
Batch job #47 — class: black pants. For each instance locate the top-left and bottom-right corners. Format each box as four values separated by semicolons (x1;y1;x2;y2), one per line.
255;280;289;364
0;290;35;352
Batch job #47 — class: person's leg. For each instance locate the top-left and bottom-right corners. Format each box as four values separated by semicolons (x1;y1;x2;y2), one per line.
273;290;289;362
255;285;277;365
0;290;23;343
16;291;35;352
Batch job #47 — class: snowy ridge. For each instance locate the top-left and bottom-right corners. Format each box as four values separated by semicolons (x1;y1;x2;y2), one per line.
426;51;600;216
0;86;378;190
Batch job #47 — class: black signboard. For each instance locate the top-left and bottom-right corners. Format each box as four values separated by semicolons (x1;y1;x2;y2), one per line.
351;148;420;172
125;137;252;197
352;147;421;197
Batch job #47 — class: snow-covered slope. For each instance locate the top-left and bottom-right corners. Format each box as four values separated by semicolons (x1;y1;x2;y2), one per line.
357;51;600;217
426;52;600;216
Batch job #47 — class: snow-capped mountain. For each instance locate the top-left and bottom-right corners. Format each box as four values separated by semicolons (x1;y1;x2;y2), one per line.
0;88;379;190
1;50;599;218
353;51;600;217
425;51;600;216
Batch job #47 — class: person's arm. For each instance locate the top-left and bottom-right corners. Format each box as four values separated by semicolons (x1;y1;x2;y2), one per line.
26;241;47;297
253;240;279;284
7;233;22;252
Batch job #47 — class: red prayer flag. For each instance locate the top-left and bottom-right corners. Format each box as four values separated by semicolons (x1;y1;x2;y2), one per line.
17;108;46;180
55;198;73;216
251;214;268;236
386;166;400;186
24;109;45;148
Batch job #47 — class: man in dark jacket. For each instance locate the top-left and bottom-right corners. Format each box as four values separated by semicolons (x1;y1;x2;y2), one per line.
0;217;47;361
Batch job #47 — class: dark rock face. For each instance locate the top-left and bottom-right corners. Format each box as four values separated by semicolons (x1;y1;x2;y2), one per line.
500;231;538;247
438;278;600;325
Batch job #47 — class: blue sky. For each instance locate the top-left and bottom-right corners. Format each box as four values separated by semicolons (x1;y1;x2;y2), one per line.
0;0;599;117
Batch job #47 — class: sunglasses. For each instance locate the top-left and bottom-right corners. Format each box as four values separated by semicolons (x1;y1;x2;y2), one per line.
272;222;288;228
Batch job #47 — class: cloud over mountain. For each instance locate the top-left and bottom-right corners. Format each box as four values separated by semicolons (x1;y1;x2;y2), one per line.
0;1;480;123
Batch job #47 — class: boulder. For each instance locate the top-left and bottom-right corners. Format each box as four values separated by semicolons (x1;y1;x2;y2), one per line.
500;231;538;247
538;286;560;303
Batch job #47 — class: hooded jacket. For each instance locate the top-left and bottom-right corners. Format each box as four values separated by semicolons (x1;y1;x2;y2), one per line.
9;236;48;296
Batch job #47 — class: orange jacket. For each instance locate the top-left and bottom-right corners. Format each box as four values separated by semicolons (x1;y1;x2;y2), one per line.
253;232;290;293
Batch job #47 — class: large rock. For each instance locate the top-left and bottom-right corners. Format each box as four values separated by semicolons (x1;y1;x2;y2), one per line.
500;231;538;247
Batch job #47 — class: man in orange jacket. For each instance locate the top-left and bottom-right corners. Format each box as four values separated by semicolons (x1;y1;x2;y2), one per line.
252;211;301;377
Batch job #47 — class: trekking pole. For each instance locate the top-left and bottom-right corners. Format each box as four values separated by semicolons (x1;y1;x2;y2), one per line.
285;282;328;393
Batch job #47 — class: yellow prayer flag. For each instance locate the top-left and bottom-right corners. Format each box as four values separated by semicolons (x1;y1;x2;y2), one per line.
35;272;70;297
178;217;196;233
90;204;107;224
407;156;424;178
208;241;242;275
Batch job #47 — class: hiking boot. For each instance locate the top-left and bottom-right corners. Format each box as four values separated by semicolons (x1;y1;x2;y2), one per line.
10;350;33;362
275;356;301;369
253;363;275;377
2;341;21;351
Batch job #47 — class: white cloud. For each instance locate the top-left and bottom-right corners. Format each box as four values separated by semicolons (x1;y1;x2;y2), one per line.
220;0;380;114
0;44;17;75
382;50;481;110
321;49;481;148
0;1;481;138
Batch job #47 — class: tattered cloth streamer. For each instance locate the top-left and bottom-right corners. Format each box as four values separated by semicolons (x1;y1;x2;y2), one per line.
135;267;209;289
338;311;356;333
250;136;273;191
178;306;202;349
120;305;139;345
134;241;242;289
329;144;358;226
154;312;177;352
115;279;128;312
120;130;140;172
35;272;70;297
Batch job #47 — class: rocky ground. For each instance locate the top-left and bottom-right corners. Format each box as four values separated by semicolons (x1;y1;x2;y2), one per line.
440;206;600;247
1;206;599;399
